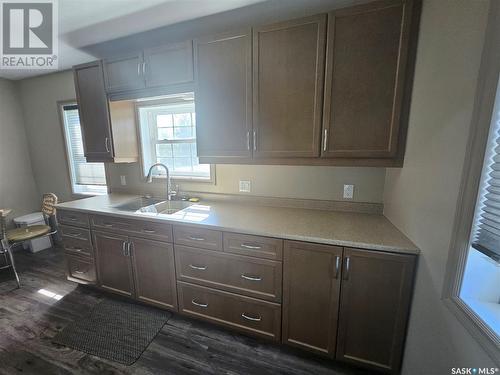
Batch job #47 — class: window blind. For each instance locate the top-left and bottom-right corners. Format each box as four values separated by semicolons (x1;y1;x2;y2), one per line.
63;106;106;186
472;101;500;262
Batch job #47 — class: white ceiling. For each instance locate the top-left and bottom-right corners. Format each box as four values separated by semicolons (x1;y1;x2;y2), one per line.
0;0;266;80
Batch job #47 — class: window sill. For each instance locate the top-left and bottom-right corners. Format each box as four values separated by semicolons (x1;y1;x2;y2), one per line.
444;296;500;364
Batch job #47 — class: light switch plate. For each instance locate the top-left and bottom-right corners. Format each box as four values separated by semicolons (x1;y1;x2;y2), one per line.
120;175;127;186
239;180;251;193
343;184;354;199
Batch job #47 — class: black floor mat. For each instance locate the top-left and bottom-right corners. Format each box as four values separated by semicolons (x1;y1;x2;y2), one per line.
53;297;171;365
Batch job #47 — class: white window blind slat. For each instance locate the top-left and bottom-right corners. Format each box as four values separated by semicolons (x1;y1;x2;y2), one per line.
62;105;107;189
472;119;500;261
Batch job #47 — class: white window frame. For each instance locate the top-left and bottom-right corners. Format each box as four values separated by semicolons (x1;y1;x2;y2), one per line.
58;100;108;197
443;2;500;364
135;95;215;183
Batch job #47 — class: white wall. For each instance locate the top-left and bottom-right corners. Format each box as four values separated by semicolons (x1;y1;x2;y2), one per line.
107;163;386;203
0;79;40;226
383;0;497;373
17;71;76;203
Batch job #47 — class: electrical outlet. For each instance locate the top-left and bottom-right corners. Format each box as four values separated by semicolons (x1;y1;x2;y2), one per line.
120;175;127;186
239;180;251;193
343;184;354;199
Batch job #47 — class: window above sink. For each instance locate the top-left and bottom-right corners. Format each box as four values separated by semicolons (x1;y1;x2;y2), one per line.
135;94;214;183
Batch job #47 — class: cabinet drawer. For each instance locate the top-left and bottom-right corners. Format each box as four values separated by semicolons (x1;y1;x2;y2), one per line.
91;215;172;242
173;225;222;251
57;211;89;228
66;255;96;284
59;225;91;242
62;236;93;258
175;245;282;302
223;233;283;260
178;282;281;341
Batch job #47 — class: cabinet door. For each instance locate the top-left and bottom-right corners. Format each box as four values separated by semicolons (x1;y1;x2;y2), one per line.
336;248;416;373
130;237;177;310
103;52;145;92
144;41;194;88
322;0;415;158
282;241;342;355
195;30;252;158
73;61;114;162
253;15;326;158
93;231;134;297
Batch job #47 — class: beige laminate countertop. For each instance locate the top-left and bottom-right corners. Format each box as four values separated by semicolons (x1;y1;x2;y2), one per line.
56;194;419;255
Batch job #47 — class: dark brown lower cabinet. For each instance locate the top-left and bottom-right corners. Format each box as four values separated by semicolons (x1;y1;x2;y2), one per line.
282;241;343;354
130;237;177;310
282;241;416;374
336;248;416;373
94;231;134;297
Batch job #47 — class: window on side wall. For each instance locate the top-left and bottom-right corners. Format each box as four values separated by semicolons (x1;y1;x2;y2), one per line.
459;78;500;339
136;93;213;181
60;103;107;196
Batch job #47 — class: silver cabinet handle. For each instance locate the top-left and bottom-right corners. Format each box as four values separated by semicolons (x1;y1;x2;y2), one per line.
142;229;156;234
343;256;350;281
334;255;340;279
74;270;86;274
241;274;262;282
142;62;146;75
67;216;78;221
241;243;262;250
137;62;141;76
188;236;205;241
103;223;114;227
127;241;132;257
246;131;250;150
65;232;84;239
323;128;328;152
191;299;208;308
253;130;257;151
189;264;207;271
105;137;111;153
241;313;261;322
122;241;131;257
65;246;83;252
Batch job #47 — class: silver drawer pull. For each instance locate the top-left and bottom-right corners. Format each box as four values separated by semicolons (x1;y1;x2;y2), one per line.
189;264;207;271
241;243;262;250
74;270;87;274
241;274;262;281
65;246;83;252
65;233;84;239
67;216;78;221
103;223;114;227
191;299;208;308
241;313;261;322
188;236;205;241
142;229;156;234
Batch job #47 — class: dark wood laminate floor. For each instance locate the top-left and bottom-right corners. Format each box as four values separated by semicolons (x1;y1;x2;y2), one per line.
0;247;371;375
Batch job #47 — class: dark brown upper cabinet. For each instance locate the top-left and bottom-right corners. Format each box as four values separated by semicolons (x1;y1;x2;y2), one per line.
104;42;194;94
103;52;146;92
322;0;416;159
282;241;342;355
73;61;114;162
253;15;326;158
144;41;194;88
195;30;253;159
73;61;139;163
336;248;416;373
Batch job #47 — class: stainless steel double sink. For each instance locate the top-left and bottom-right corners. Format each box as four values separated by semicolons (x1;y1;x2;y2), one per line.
113;197;193;215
